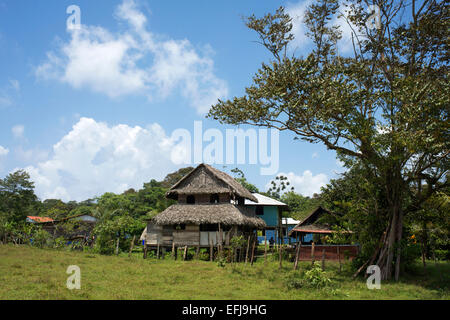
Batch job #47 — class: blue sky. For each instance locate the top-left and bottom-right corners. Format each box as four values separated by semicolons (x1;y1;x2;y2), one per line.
0;0;349;201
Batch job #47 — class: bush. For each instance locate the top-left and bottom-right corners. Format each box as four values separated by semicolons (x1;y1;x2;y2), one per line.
435;249;449;261
53;237;66;249
285;262;332;289
33;228;52;248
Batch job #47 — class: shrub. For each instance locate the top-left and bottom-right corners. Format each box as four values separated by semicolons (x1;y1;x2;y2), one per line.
285;262;332;289
435;249;449;261
53;237;66;249
33;228;52;248
303;262;332;288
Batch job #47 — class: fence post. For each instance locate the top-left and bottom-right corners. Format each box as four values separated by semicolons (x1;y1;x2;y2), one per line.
294;242;301;270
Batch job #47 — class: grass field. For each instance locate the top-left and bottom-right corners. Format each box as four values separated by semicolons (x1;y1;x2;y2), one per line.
0;245;448;300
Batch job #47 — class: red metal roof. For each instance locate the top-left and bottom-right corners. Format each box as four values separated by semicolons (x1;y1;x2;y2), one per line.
27;216;54;223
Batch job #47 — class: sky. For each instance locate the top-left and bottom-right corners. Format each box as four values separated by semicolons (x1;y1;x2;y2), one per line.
0;0;355;202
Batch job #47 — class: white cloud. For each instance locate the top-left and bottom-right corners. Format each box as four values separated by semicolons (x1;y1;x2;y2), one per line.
12;124;24;139
22;117;182;201
312;152;319;159
267;170;328;197
0;145;9;157
35;0;228;114
286;0;357;54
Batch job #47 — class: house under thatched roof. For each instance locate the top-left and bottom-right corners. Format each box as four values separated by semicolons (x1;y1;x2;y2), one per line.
141;163;265;248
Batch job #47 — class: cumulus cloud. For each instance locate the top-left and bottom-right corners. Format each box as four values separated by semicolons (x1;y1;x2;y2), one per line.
12;125;25;139
267;170;328;197
286;0;357;54
35;0;228;114
23;117;182;201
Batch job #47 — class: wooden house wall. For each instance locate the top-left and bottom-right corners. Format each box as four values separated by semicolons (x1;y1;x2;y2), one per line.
145;222;245;247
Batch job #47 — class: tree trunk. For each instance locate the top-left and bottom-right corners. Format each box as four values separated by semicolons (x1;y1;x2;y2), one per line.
376;183;404;281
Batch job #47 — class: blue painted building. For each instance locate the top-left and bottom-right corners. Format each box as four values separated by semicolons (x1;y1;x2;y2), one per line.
244;193;299;245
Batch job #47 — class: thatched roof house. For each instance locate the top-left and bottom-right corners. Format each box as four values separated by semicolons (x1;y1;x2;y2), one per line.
141;163;266;248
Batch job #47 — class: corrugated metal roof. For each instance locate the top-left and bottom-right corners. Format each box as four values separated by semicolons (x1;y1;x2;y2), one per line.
26;216;54;223
244;193;288;207
282;217;300;225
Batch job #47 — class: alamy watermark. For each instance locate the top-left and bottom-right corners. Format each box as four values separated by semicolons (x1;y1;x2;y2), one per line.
366;5;381;30
170;121;279;176
66;265;81;290
366;265;381;289
66;5;81;30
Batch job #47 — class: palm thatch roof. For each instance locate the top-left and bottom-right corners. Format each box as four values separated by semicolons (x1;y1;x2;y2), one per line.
166;163;258;202
288;206;350;236
152;203;266;228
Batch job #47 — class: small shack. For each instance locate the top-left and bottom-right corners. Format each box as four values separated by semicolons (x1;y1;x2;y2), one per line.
141;164;266;254
34;214;98;242
289;206;358;260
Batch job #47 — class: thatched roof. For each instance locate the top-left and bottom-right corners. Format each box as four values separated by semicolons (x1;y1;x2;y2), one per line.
166;163;258;202
152;203;266;228
288;206;350;236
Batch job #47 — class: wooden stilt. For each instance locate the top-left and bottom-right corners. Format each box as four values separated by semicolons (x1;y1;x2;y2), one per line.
157;242;160;259
264;234;267;265
311;242;315;265
143;239;147;259
245;235;250;264
210;239;213;262
172;242;175;259
183;245;188;261
128;235;136;257
250;235;256;266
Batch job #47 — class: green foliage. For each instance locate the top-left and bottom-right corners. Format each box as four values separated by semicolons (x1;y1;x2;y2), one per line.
0;170;39;223
230;235;246;249
280;191;321;220
32;227;52;248
285;262;332;289
266;175;293;199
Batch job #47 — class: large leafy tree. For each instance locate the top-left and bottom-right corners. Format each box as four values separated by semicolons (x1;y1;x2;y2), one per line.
0;170;39;223
208;1;449;280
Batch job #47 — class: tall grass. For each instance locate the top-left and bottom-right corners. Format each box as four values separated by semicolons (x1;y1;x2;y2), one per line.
0;245;448;300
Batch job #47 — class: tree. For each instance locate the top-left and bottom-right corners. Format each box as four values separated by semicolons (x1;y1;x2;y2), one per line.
207;1;449;280
280;191;321;221
0;170;39;223
266;175;293;199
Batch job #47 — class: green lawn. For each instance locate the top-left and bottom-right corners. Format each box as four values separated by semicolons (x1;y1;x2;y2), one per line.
0;245;448;300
